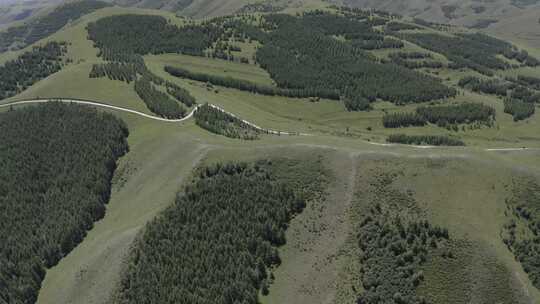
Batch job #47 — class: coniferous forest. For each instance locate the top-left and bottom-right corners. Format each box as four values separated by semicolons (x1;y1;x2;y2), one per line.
114;160;325;304
0;103;129;304
194;104;261;140
0;0;110;52
0;42;67;100
86;12;456;111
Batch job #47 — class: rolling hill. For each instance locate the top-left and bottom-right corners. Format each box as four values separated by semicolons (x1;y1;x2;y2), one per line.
0;1;540;304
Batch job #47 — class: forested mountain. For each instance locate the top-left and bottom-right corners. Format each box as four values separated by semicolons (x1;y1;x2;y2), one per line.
0;103;129;304
0;0;110;52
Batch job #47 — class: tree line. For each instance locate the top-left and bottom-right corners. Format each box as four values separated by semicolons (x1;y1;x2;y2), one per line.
194;104;261;140
383;102;495;128
400;32;539;75
504;98;535;121
164;65;339;100
0;0;110;52
134;77;187;119
502;178;540;288
113;159;325;304
387;134;465;146
0;102;129;304
0;41;67;100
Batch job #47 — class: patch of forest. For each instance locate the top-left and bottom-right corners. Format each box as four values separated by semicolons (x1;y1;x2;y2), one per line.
387;134;465;146
113;159;326;303
0;41;67;100
87;14;222;58
194;104;261;140
87;11;455;111
504;99;535;121
0;0;110;52
134;77;186;118
502;178;540;288
0;102;129;304
164;65;337;99
400;33;539;75
86;15;198;117
383;102;495;129
252;13;455;110
354;168;453;303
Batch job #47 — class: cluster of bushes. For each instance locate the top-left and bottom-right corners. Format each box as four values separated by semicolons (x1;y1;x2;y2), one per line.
0;41;67;99
134;77;186;118
502;178;540;288
164;65;338;99
194;104;261;140
114;160;322;303
251;13;455;110
382;112;427;128
416;102;496;125
0;0;110;52
504;98;535;121
401;32;539;75
387;134;465;146
0;102;129;304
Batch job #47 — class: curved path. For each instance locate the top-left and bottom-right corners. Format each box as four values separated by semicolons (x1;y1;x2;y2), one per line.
0;98;305;135
0;98;199;122
1;98;538;151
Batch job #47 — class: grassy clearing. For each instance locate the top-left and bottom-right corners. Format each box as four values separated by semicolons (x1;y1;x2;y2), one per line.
145;53;274;86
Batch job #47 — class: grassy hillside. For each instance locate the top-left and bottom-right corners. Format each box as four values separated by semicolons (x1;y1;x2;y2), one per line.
0;3;540;304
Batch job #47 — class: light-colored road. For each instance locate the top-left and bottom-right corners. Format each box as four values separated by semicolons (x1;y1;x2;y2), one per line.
1;98;538;152
0;98;199;122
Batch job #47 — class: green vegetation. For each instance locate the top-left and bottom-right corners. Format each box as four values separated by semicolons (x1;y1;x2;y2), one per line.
194;103;261;140
134;77;186;118
384;103;495;128
458;76;512;96
357;209;450;303
504;98;536;121
113;160;324;303
387;134;465;146
383;112;427;128
164;65;323;99
0;0;110;52
416;103;496;126
353;166;452;304
401;33;539;75
166;82;196;107
87;14;220;58
0;102;128;304
253;13;455;110
0;41;66;99
502;178;540;288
